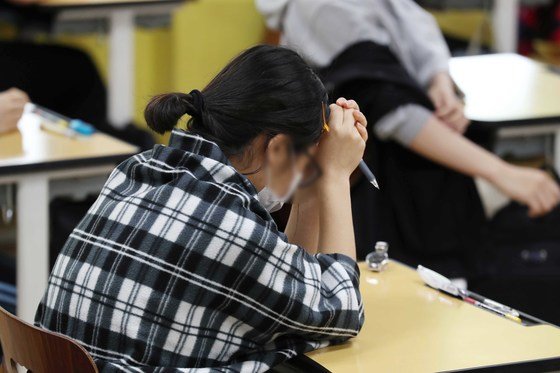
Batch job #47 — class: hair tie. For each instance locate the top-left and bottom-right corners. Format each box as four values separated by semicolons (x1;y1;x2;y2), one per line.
189;89;205;118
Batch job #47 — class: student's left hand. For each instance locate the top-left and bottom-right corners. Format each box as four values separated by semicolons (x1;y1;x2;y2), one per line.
428;72;470;134
335;97;368;131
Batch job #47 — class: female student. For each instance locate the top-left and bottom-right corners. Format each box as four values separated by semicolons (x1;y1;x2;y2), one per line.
257;0;560;276
34;45;366;372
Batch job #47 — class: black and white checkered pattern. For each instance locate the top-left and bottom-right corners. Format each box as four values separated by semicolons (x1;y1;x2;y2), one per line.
35;129;364;372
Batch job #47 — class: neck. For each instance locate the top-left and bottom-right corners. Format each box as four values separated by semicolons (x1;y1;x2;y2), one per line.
229;156;266;192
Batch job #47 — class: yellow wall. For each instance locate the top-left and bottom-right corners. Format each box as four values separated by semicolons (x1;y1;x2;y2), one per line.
430;9;493;47
37;3;495;144
57;0;265;141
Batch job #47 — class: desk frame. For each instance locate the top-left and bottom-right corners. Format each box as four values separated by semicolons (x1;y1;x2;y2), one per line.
470;119;560;172
44;0;183;129
0;166;116;322
494;122;560;170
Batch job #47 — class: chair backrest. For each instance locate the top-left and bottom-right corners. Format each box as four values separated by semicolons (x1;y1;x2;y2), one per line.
0;306;97;373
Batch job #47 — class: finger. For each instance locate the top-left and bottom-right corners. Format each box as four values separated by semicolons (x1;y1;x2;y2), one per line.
342;99;360;111
355;123;368;142
550;182;560;203
450;117;468;134
441;120;458;132
336;97;348;107
10;97;29;107
440;104;462;123
342;108;355;128
443;107;463;125
429;91;444;109
353;110;367;128
457;116;470;134
328;104;344;130
436;99;455;118
535;192;554;216
527;198;544;218
7;87;28;100
545;181;560;208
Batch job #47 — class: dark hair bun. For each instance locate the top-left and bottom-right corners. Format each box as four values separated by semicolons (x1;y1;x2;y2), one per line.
143;45;327;156
144;92;199;134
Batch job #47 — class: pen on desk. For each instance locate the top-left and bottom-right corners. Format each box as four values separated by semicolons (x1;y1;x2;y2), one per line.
418;266;522;324
468;293;520;317
25;103;96;137
463;296;522;324
40;121;77;138
322;122;380;189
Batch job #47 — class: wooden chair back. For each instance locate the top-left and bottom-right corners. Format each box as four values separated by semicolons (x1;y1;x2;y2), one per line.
0;306;97;373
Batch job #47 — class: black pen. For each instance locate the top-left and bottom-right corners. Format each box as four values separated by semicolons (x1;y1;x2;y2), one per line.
322;122;380;189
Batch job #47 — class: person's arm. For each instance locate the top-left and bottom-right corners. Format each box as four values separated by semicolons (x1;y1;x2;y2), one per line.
314;100;368;260
317;173;355;259
287;98;367;258
410;117;560;217
393;2;469;133
427;72;470;133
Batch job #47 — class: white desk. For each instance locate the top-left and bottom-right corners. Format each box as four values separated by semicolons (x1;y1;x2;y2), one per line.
450;53;560;169
37;0;185;129
0;114;137;322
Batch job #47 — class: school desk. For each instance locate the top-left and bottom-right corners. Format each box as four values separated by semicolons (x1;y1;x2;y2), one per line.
305;261;560;372
37;0;186;130
0;113;137;323
450;53;560;170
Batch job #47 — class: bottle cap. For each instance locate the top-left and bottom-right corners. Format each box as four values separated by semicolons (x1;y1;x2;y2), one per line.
375;241;389;253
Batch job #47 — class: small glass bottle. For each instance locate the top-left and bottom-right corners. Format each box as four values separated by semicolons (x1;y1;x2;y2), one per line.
365;241;389;272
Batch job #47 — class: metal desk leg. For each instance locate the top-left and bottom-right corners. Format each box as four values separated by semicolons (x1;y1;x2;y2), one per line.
492;0;519;53
16;175;49;323
108;9;135;129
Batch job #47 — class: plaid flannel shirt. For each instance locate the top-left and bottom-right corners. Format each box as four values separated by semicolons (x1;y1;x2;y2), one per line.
35;129;364;372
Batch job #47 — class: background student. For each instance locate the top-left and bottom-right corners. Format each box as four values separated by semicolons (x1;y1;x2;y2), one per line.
0;0;154;148
257;0;560;277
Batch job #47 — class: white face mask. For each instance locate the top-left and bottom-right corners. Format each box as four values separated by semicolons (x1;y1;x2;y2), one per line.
257;168;302;213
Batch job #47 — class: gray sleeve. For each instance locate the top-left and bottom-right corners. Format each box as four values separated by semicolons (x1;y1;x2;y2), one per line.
394;0;451;87
374;104;433;146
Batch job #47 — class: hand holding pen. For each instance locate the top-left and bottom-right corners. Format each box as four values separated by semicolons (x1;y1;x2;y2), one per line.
316;100;368;182
329;98;380;189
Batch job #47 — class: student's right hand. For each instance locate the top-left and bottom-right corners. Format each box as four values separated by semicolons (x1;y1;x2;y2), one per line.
491;163;560;217
316;101;367;180
0;88;29;134
428;72;469;134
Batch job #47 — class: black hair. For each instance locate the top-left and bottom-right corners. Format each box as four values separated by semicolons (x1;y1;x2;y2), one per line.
144;45;327;157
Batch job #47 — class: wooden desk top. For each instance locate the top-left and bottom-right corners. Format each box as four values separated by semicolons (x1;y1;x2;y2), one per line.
0;114;138;175
37;0;180;9
450;53;560;125
307;261;560;372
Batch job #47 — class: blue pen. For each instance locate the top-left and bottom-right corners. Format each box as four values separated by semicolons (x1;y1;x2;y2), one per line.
27;103;96;137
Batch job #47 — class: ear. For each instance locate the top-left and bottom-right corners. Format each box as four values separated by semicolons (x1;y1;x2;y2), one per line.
266;134;290;169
